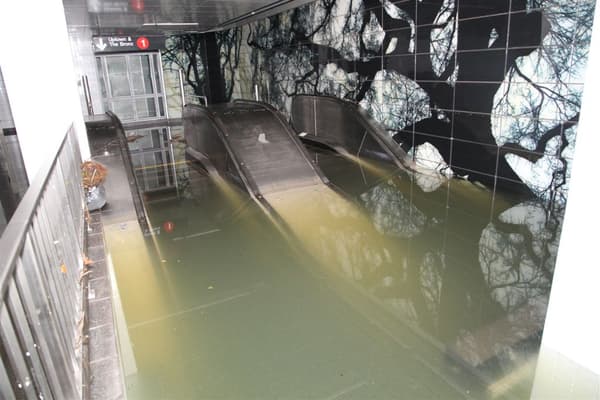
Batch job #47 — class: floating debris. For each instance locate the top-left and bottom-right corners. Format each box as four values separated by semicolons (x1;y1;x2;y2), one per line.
83;255;94;266
126;134;144;142
81;160;107;189
169;134;186;144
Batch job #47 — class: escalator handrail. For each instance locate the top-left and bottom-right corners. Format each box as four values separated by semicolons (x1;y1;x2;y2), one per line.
292;94;411;171
184;104;262;198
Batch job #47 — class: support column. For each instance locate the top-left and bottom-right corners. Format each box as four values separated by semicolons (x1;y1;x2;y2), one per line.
0;0;90;181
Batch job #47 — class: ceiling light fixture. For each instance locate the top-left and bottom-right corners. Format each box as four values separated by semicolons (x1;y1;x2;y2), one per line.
142;22;199;27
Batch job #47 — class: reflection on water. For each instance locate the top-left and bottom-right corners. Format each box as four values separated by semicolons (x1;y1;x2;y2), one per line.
105;128;564;399
127;126;179;193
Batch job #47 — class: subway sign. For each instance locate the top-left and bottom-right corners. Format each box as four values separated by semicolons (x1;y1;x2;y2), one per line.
92;35;165;53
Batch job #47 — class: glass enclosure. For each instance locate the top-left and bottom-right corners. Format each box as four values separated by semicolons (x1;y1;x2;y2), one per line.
97;53;166;122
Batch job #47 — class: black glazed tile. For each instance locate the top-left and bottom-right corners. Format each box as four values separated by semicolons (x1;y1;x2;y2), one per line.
416;81;454;109
457;14;509;51
416;1;447;26
450;138;499;177
417;81;454;109
456;49;507;82
383;54;416;78
414;24;434;54
394;125;414;147
355;57;383;78
508;10;550;48
452;111;495;143
413;111;453;140
363;1;383;14
458;0;510;19
454;83;501;113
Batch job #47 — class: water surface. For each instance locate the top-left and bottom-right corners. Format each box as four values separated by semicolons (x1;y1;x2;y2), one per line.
104;126;563;399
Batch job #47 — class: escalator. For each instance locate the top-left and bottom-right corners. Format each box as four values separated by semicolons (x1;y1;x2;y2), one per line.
291;95;412;170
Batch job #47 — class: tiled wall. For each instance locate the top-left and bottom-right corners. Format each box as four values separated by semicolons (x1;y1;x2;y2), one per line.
167;0;595;199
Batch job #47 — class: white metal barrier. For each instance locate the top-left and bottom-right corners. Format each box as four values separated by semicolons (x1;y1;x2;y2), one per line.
0;125;85;399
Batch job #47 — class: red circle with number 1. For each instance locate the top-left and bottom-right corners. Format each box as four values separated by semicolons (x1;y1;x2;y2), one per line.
136;36;150;50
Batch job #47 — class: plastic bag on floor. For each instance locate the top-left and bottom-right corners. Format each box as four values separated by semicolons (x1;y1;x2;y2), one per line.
86;185;106;211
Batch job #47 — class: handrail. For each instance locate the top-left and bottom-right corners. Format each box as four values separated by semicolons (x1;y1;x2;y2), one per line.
0;125;84;399
291;94;411;171
185;104;262;198
0;129;76;294
106;111;152;235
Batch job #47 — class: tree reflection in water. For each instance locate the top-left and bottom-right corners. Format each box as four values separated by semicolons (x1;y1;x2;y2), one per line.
327;164;564;382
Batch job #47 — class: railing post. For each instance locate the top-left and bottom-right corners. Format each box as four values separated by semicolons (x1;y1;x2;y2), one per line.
178;68;186;112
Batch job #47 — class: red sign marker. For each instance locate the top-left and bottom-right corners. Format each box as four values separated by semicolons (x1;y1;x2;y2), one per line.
163;221;175;233
130;0;144;13
136;36;150;50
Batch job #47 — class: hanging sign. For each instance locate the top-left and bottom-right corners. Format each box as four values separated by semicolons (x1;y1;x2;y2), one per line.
92;35;164;53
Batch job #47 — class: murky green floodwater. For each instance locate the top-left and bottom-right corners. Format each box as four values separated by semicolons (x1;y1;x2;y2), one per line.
104;126;563;399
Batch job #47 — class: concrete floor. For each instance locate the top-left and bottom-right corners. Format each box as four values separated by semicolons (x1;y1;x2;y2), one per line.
84;119;133;399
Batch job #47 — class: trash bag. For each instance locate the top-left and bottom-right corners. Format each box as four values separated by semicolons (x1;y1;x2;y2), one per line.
86;185;107;211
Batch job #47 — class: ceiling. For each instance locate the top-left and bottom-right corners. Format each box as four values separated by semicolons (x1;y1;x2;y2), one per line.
75;0;315;35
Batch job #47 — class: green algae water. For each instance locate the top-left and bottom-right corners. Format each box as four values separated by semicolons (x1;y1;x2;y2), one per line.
104;126;563;399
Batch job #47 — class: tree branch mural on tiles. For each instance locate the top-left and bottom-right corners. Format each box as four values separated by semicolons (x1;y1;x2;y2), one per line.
164;0;594;204
169;0;591;200
163;35;208;97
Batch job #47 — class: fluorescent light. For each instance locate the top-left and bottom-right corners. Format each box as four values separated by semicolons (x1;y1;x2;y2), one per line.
142;22;199;27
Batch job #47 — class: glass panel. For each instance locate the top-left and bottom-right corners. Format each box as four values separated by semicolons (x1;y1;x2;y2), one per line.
128;56;145;96
96;57;106;98
129;55;154;96
141;55;154;94
106;56;130;97
100;53;164;122
158;97;165;117
134;98;157;119
153;54;162;94
111;99;135;121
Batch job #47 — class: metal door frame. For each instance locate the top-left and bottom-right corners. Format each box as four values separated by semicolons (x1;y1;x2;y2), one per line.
97;52;168;122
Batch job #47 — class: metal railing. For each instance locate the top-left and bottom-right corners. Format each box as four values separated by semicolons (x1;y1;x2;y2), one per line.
0;125;85;399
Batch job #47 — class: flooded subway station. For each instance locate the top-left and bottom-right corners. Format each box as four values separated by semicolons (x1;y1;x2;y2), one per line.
91;111;562;399
1;0;599;399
